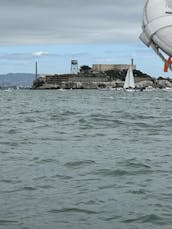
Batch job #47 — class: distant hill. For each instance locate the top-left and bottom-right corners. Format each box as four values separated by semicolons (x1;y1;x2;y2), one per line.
0;73;35;88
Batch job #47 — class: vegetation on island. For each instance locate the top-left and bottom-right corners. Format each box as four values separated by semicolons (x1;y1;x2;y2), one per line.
32;77;44;89
105;69;152;81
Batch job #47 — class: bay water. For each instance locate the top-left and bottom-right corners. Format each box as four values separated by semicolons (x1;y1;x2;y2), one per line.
0;89;172;229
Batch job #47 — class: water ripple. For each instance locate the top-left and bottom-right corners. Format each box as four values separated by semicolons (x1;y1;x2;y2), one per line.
100;168;128;176
64;160;96;168
123;214;166;225
0;220;18;225
48;208;99;215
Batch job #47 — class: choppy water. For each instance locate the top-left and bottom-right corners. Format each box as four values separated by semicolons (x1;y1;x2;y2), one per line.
1;89;172;229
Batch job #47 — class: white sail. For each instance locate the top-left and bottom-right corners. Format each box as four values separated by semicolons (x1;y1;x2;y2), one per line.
123;65;135;89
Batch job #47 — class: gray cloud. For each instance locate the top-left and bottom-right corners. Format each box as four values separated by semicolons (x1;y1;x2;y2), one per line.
0;0;143;44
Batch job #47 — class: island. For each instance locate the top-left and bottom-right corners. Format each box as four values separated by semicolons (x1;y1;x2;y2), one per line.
32;64;172;90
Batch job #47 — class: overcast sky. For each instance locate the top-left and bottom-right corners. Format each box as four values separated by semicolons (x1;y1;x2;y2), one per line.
0;0;171;77
0;0;142;44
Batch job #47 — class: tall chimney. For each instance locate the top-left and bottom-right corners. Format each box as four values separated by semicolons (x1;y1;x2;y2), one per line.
35;61;38;79
131;58;134;66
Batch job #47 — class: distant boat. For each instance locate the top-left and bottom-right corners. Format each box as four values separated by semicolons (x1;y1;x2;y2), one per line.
123;65;135;90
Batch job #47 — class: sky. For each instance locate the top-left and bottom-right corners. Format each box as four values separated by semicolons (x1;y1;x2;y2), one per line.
0;0;171;77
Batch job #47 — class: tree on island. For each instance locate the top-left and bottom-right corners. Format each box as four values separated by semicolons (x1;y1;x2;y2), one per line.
80;65;92;74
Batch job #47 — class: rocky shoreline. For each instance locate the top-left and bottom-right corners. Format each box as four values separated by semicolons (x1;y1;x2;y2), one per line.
32;69;172;90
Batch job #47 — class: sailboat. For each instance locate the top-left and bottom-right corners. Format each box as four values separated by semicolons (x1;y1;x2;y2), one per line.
123;64;135;90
